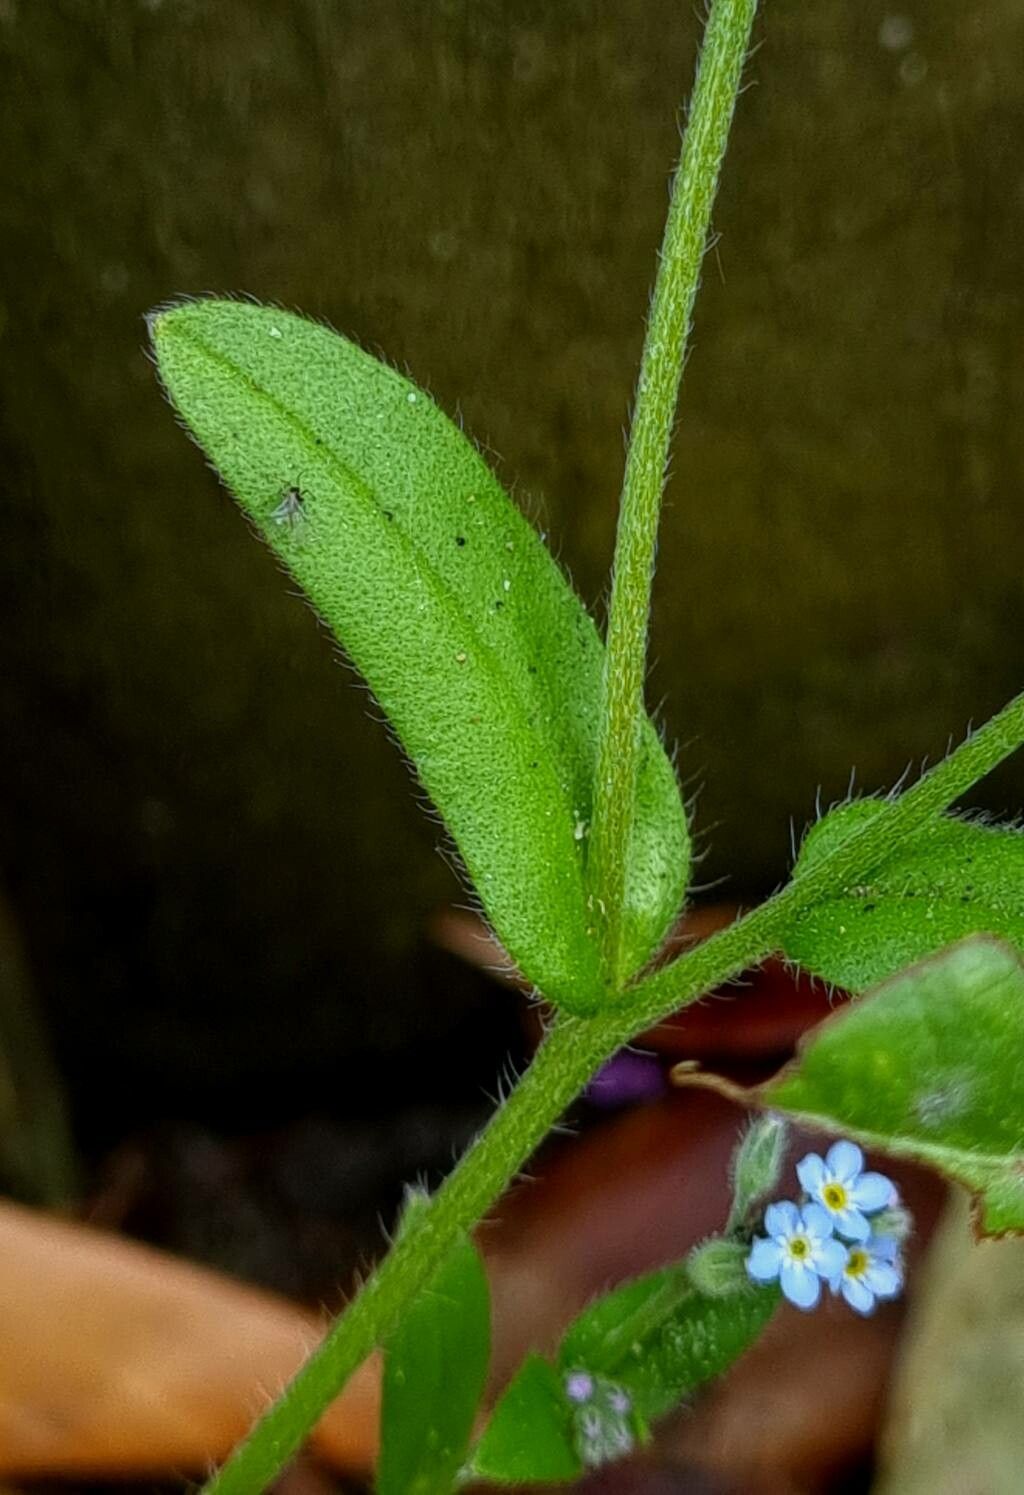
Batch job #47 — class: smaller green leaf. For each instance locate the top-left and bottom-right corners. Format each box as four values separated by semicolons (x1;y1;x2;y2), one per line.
678;937;1024;1237
377;1227;490;1495
558;1264;689;1377
473;1235;778;1484
785;802;1024;991
470;1355;581;1484
584;1279;776;1423
558;1261;777;1424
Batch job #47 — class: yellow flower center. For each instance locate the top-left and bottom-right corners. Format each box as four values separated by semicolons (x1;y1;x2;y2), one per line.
845;1248;869;1278
823;1182;848;1211
788;1236;809;1260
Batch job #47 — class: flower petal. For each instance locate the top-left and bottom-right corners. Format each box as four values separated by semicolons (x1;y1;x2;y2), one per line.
841;1276;876;1315
746;1237;783;1282
814;1237;850;1278
780;1259;821;1310
864;1262;903;1299
850;1171;895;1212
870;1234;901;1263
826;1140;864;1182
800;1202;837;1241
765;1200;799;1238
796;1152;827;1192
835;1208;871;1243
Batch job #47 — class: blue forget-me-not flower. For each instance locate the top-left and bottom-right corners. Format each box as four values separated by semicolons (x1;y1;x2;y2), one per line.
745;1139;905;1313
829;1233;904;1315
796;1140;895;1242
745;1200;848;1309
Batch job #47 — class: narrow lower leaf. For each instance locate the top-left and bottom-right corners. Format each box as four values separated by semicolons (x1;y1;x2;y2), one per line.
785;800;1024;991
678;937;1024;1237
150;300;689;1011
377;1228;490;1495
470;1354;581;1484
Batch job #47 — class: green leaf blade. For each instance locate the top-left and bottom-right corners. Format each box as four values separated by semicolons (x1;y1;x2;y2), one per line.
558;1264;689;1380
473;1262;775;1486
558;1265;777;1424
377;1231;490;1495
150;299;688;1010
785;801;1024;991
470;1355;582;1484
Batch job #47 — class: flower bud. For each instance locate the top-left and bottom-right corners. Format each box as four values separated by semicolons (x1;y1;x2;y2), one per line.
727;1114;789;1230
687;1236;751;1297
870;1203;913;1243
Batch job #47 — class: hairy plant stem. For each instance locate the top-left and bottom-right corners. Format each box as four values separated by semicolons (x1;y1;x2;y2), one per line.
205;691;1024;1495
588;0;758;987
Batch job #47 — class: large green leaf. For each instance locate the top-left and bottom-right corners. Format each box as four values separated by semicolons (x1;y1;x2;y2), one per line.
150;299;688;1011
681;937;1024;1237
376;1225;490;1495
784;800;1024;991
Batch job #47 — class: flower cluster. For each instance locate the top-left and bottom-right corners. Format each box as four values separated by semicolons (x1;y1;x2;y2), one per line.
745;1140;906;1314
564;1369;637;1468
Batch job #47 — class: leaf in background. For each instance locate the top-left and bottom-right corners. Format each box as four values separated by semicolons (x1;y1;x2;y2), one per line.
678;937;1024;1237
376;1227;490;1495
558;1264;778;1423
784;800;1024;990
150;300;689;1011
470;1354;581;1484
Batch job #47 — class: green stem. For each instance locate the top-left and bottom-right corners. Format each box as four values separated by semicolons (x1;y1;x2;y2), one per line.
588;0;758;986
203;1015;618;1495
202;690;1024;1494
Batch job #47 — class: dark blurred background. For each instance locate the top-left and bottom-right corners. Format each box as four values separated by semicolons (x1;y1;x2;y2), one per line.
1;0;1023;1293
3;0;1024;1148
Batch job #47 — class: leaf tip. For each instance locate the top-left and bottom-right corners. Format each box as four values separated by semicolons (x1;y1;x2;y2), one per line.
145;295;195;348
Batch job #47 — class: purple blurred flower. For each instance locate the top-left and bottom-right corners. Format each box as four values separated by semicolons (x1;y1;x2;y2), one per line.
586;1051;667;1109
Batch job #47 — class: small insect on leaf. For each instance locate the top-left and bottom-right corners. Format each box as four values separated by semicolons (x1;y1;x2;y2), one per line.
270;484;305;529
